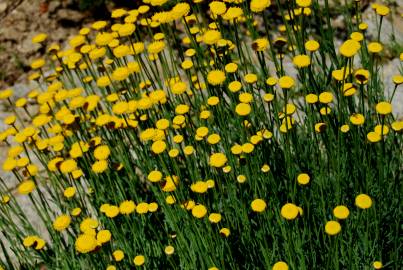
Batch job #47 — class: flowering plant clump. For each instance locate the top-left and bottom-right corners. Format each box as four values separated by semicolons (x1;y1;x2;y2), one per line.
0;1;402;269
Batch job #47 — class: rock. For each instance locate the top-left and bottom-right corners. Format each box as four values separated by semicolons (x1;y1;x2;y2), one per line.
382;58;403;117
0;2;7;13
56;8;85;25
48;0;61;14
362;7;403;44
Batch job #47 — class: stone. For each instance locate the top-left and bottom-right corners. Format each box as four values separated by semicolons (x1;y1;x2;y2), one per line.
56;8;86;25
48;0;61;14
0;3;7;13
362;7;403;44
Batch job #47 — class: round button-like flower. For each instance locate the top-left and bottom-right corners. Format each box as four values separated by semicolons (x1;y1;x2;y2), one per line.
297;173;310;185
53;214;71;231
209;153;227;168
203;30;221;45
192;204;207;218
75;234;97;253
293;54;310;68
133;255;145;266
325;220;341;235
207;70;226;86
333;205;350;219
235;103;251;116
18;180;36;195
355;194;372;209
280;203;299;220
339;39;360;57
278;76;295;89
273;261;289;270
375;101;392;115
250;0;271;12
251;199;267;212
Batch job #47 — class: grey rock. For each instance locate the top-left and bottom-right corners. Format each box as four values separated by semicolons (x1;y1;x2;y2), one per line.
0;2;7;13
48;0;61;14
56;8;85;24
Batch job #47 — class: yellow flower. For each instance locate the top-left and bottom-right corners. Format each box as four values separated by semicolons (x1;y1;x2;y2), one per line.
191;181;208;193
147;41;165;54
350;32;364;42
94;145;111;160
136;202;149;214
392;74;403;85
31;58;46;70
92;160;108;173
228;81;242;92
305;93;318;104
203;30;222;45
105;205;120;218
252;38;269;51
223;7;243;21
119;200;136;214
373;261;383;269
18;180;36;195
133;255;145;266
237;174;247;183
355;194;372;209
97;230;111;244
368;42;383;53
278;76;295;89
0;89;13;99
164;245;175;255
293;54;310;68
375;101;392;115
235;103;251;116
297;173;310;185
71;208;81;216
219;227;230;237
75;234;97;253
64;187;76;198
209;1;227;16
349;113;365;126
333;205;350;219
296;0;311;7
118;23;136;37
53;215;71;231
272;261;289;270
162;175;179;192
148;170;163;182
339;39;360;57
60;159;77;174
305;40;319;52
325;220;341;235
207;70;226;85
151;140;167;154
208;213;222;223
376;5;389;16
112;67;129;81
244;73;258;84
32;33;48;44
250;0;271;13
192;204;207;218
251;199;267;212
3;158;17;172
280;203;299;220
113;250;125;261
209;153;227;168
367;132;381;143
319;92;333;104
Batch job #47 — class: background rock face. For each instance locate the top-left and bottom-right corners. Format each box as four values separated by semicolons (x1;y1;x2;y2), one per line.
0;0;90;89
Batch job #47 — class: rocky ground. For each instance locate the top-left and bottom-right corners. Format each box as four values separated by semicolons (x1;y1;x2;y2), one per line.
0;0;93;88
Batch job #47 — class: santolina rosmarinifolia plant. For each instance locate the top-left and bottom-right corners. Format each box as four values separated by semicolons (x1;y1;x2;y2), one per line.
0;0;402;269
